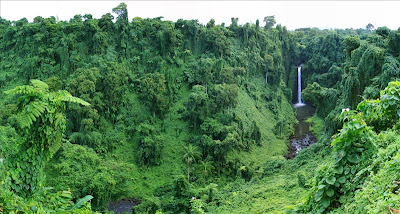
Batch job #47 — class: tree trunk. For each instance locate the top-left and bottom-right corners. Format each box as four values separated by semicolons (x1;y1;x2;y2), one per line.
187;163;190;184
265;71;268;84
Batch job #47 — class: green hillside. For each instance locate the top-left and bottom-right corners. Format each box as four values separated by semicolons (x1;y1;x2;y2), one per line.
2;3;400;214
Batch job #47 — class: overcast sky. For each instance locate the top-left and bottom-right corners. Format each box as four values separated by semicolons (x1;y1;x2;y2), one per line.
1;1;399;30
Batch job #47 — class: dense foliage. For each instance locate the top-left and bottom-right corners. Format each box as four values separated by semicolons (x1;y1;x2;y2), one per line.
299;26;400;133
0;3;299;213
2;3;400;214
295;81;400;213
294;24;400;213
1;80;96;213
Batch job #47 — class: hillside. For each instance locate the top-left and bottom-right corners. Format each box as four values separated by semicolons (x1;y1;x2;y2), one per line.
0;3;299;213
2;3;400;214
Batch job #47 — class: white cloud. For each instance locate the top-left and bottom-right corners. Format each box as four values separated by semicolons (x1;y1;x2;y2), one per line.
1;1;399;30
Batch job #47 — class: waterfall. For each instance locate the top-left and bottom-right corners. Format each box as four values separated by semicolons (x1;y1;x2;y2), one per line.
297;66;303;104
294;65;305;107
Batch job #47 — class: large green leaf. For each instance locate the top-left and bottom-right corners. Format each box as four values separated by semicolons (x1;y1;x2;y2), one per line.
326;176;336;185
321;198;331;208
315;189;324;202
71;195;93;209
326;188;334;197
338;176;346;183
347;154;361;164
333;165;343;174
334;150;346;163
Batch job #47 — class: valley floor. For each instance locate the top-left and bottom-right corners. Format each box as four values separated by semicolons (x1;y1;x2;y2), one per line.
208;116;329;214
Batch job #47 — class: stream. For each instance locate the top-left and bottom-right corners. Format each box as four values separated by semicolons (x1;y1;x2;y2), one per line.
108;198;140;214
286;65;316;159
286;104;316;159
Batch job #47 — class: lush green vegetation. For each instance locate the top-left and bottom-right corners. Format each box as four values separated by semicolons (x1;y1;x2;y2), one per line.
0;3;299;213
293;23;400;213
1;3;400;214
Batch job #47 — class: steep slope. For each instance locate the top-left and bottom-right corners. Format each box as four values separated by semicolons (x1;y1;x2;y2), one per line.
0;5;302;212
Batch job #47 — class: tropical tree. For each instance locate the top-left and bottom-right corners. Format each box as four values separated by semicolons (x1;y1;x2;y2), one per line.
196;160;215;183
112;2;129;58
264;53;274;84
210;84;239;113
344;35;360;57
186;85;209;128
202;183;218;203
182;144;201;183
366;23;374;32
138;72;169;117
263;16;276;30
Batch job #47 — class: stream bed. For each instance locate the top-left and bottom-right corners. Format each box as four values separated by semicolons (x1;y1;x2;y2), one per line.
286;104;316;159
108;198;140;214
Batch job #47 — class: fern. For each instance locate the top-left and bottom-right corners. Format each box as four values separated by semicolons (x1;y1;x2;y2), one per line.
54;91;90;106
5;79;92;198
60;94;90;106
18;101;47;128
5;85;36;96
30;79;49;91
7;80;90;129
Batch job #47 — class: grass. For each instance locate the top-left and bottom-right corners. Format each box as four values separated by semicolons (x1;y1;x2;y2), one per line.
227;89;294;169
207;148;328;214
305;114;325;141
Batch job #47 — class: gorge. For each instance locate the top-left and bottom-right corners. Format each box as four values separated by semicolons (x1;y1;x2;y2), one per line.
2;3;400;214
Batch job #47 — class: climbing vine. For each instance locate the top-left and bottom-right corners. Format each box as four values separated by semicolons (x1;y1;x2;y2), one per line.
5;79;89;197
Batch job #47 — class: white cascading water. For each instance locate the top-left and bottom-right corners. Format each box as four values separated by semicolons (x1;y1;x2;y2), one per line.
294;65;305;107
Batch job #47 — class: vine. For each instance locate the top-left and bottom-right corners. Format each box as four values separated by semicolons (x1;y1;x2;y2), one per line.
5;79;89;197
